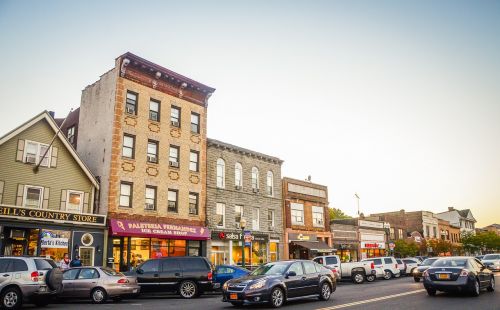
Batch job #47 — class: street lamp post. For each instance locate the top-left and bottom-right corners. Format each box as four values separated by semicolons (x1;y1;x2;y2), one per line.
240;218;247;268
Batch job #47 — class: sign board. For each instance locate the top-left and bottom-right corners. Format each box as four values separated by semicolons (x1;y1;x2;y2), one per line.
110;219;210;240
40;237;69;249
358;220;384;229
244;231;252;246
361;242;386;249
288;233;317;242
211;231;269;242
107;257;115;264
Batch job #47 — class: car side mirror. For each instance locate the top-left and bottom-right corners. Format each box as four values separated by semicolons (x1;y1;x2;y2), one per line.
136;268;144;274
285;271;297;278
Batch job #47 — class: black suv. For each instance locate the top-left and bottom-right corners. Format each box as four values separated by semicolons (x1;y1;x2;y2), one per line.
127;256;215;298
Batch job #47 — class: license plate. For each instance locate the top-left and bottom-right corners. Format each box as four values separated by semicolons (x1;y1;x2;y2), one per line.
438;274;449;279
230;293;238;300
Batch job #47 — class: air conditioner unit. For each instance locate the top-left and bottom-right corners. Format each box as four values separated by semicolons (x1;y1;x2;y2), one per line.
169;161;179;168
145;203;155;210
126;106;135;114
253;188;259;193
171;120;180;127
235;185;242;190
147;155;157;163
25;156;36;164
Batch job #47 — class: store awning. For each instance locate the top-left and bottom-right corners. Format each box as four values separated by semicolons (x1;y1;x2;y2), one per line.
292;241;336;253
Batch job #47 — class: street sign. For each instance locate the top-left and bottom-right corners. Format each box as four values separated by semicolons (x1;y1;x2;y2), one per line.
244;230;252;246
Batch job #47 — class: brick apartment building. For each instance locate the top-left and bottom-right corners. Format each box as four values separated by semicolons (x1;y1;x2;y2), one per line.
366;210;407;241
76;52;215;271
437;219;461;246
283;177;333;259
206;139;284;267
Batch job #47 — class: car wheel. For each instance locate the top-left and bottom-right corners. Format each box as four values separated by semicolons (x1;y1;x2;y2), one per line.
383;270;393;280
414;277;420;282
269;287;285;308
351;272;365;284
426;288;436;296
91;287;108;304
487;276;495;292
471;279;480;297
410;268;416;275
1;287;22;310
179;280;198;299
366;274;376;282
319;282;331;301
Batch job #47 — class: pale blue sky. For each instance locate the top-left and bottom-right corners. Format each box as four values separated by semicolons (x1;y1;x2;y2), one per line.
1;0;499;226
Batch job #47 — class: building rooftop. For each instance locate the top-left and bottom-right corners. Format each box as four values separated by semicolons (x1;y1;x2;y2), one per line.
207;138;283;164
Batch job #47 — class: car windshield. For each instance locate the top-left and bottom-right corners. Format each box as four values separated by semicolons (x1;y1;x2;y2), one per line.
251;262;289;276
432;259;467;268
421;258;438;266
483;254;500;260
101;267;124;277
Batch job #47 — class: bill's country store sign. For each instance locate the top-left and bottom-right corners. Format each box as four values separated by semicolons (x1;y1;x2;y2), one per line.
0;204;106;226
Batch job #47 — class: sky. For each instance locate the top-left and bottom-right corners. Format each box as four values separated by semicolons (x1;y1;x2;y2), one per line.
0;0;499;227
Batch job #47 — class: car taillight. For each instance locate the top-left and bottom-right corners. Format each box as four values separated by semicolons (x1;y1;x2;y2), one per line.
31;271;39;282
117;278;129;284
371;262;375;269
208;271;213;281
460;269;469;277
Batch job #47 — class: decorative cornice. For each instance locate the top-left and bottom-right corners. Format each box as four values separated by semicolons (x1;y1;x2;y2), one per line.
207;138;283;165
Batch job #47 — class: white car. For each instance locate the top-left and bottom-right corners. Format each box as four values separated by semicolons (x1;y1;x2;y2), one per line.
361;257;401;280
402;258;419;275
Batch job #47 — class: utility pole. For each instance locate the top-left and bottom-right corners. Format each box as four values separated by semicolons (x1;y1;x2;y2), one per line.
354;193;360;216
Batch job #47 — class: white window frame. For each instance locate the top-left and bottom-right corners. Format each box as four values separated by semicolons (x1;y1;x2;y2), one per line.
119;182;132;208
216;158;225;188
67;126;75;144
23;140;51;167
235;205;243;223
291;203;304;225
266;171;274;196
312;206;324;227
235;163;243;187
66;190;84;213
23;185;44;209
216;203;225;228
252;208;260;230
145;186;156;210
251;167;259;189
268;209;275;228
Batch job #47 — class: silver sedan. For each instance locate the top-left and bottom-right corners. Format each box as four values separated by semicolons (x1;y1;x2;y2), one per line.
61;266;140;303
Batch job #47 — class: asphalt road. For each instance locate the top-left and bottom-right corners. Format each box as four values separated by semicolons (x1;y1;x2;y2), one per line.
22;274;499;310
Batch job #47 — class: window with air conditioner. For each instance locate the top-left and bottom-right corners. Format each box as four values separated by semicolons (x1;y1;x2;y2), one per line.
168;189;178;212
189;192;198;215
312;206;324;227
149;99;160;122
147;140;158;164
122;135;135;159
216;158;225;188
216;203;225;228
126;91;137;115
291;203;304;225
23;185;43;209
23;140;51;167
66;190;83;213
170;105;181;127
145;186;156;211
169;145;179;167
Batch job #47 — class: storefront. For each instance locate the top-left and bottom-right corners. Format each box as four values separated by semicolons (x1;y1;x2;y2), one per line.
108;219;209;271
0;205;107;266
334;243;359;262
209;230;279;268
288;232;335;259
360;241;386;259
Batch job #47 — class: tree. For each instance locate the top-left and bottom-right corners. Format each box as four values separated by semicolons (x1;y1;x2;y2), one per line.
461;231;500;254
329;208;352;220
394;239;419;257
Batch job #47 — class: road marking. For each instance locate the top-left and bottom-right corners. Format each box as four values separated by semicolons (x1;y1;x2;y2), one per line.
317;289;426;309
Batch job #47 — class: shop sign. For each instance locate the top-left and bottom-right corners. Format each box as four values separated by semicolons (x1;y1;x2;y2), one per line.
40;237;69;249
288;233;317;242
211;231;269;242
110;219;210;240
0;204;106;226
244;231;252;246
361;242;386;249
358;220;384;229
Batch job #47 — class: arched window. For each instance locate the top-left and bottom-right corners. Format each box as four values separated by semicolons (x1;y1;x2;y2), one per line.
251;167;259;190
266;171;274;196
235;162;243;188
216;158;225;188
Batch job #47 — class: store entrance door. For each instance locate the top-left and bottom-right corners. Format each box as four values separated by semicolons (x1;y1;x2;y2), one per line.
112;237;129;272
211;251;226;266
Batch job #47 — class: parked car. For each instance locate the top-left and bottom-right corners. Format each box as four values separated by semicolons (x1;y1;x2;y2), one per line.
481;254;500;272
402;258;419;275
412;257;439;282
313;255;378;284
414;256;428;262
0;256;63;309
60;267;140;303
361;257;400;280
126;256;216;298
423;257;495;296
475;255;485;261
222;260;335;308
395;259;406;276
214;265;250;287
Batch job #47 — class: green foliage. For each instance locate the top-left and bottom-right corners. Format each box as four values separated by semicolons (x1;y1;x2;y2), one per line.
461;231;500;253
393;239;419;257
329;208;352;220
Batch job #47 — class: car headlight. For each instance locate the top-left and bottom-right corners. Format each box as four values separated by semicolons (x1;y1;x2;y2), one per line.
249;281;266;290
223;282;229;290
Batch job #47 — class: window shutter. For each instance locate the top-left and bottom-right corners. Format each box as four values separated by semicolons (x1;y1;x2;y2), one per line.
83;192;90;213
50;147;58;168
43;188;50;209
16;184;24;206
16;140;25;162
0;181;4;203
60;189;67;210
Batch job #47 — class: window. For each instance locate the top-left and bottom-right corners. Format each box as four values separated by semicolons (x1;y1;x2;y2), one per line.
251;167;259;190
287;262;304;276
216;158;225;188
216;203;225;228
398;229;404;239
145;186;156;210
66;190;83;213
23;186;43;208
119;182;132;207
122;134;135;159
125;91;137;115
291;203;304;225
325;256;338;265
189;151;199;172
170;105;180;127
252;208;260;230
147;140;159;164
67;126;75;144
149;99;160;121
390;228;395;239
140;259;159;273
433;227;437;238
312;206;324;227
168;190;178;212
266;171;274;196
190;112;200;134
9;259;28;272
189;192;198;215
24;140;51;166
303;261;317;274
268;210;275;228
384;258;393;264
78;268;99;279
169;145;179;167
235;205;243;223
426;225;430;238
235;163;243;187
63;269;79;280
162;259;180;272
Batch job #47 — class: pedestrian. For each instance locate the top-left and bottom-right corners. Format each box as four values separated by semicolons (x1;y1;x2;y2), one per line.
60;253;70;270
70;255;82;267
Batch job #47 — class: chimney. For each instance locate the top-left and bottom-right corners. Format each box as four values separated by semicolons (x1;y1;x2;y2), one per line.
448;207;454;211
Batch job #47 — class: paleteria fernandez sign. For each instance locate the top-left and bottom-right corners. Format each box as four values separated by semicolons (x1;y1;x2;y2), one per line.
110;219;210;240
